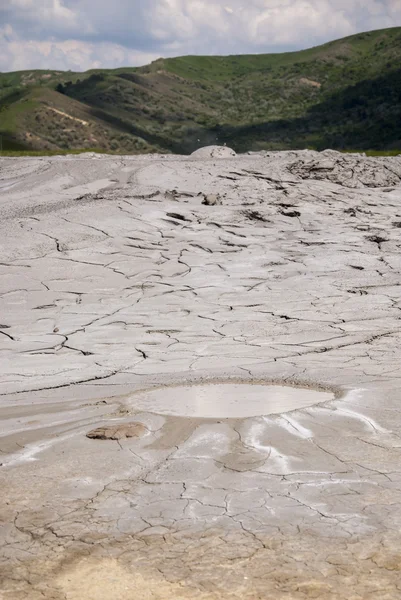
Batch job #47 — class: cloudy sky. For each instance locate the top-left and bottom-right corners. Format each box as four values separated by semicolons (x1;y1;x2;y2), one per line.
1;0;400;72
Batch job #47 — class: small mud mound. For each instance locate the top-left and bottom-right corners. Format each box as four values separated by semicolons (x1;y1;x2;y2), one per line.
202;193;222;206
86;422;147;440
191;145;236;159
289;152;401;188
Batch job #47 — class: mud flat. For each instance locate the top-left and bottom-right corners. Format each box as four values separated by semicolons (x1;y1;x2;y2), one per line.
1;148;401;599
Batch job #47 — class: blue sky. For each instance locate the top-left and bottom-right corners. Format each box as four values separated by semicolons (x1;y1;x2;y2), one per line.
1;0;400;72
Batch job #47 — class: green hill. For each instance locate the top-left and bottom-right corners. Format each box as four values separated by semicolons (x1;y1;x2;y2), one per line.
1;27;401;154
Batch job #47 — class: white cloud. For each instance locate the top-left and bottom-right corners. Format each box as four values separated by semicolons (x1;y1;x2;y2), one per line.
5;0;79;35
0;0;400;71
0;25;160;71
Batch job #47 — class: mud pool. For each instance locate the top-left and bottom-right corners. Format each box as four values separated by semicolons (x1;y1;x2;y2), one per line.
128;382;335;418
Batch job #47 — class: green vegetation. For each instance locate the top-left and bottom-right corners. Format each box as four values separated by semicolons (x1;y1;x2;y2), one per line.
342;149;401;157
1;27;401;154
0;148;110;157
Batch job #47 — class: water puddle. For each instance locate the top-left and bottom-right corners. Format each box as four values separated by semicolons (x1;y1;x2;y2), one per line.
129;383;334;418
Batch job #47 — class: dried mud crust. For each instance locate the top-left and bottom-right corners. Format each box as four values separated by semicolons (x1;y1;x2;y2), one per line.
2;529;401;599
288;150;401;188
1;149;401;599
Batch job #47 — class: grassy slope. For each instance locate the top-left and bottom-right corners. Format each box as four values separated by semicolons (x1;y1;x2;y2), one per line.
0;27;401;153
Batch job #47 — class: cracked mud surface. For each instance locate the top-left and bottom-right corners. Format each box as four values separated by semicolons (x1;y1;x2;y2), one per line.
1;149;401;599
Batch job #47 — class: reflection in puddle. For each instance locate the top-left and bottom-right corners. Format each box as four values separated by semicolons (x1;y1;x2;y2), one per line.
129;383;334;418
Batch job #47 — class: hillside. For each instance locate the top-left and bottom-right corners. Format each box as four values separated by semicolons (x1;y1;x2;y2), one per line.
1;27;401;153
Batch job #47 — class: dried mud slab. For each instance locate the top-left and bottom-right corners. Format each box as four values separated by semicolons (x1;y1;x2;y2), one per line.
86;422;148;440
288;149;401;188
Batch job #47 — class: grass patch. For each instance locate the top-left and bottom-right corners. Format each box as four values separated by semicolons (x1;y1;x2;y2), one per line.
341;149;401;156
0;147;111;157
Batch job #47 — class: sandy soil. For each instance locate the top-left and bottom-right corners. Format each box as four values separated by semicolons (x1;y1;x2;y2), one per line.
1;148;401;599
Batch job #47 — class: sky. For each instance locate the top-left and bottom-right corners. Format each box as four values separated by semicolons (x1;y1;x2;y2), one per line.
0;0;400;72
